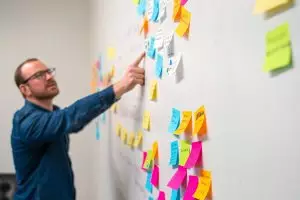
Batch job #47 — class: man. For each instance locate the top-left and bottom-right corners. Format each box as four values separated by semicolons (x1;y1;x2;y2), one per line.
11;52;146;200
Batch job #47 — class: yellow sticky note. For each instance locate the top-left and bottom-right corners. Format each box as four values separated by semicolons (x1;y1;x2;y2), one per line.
193;106;206;135
175;7;191;37
143;111;151;131
152;141;158;160
111;103;117;113
263;23;291;72
121;129;127;143
133;131;143;147
173;0;181;21
133;0;140;5
110;65;115;77
193;176;212;200
127;133;135;146
107;47;116;60
143;150;153;170
116;124;122;136
174;111;192;135
179;140;190;166
254;0;290;14
149;80;158;100
90;67;98;93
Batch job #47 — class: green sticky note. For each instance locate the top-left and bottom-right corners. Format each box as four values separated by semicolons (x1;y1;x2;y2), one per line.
143;150;153;170
179;140;190;166
263;22;292;72
133;0;140;5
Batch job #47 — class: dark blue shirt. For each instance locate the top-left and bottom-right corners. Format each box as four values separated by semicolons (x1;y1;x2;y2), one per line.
11;86;117;200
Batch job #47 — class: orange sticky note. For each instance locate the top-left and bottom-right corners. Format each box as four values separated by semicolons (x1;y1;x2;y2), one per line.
194;170;213;200
152;141;159;160
174;111;192;135
173;0;181;21
193;106;207;136
175;7;191;37
140;17;149;37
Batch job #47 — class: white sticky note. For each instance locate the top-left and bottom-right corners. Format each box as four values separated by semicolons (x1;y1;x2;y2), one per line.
155;28;164;49
164;32;174;57
159;0;167;22
166;53;182;75
147;0;154;20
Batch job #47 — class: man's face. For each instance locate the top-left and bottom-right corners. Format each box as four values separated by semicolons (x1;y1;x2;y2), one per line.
20;60;59;100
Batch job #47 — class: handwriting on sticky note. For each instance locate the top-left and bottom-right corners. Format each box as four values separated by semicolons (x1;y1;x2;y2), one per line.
263;22;291;72
169;140;179;166
143;111;151;131
184;176;199;200
171;189;180;200
254;0;290;14
149;80;158;100
168;108;181;133
167;166;187;189
174;111;192;135
175;6;191;37
179;140;190;166
151;165;159;187
156;54;163;78
193;106;206;135
193;176;211;200
184;141;202;169
157;191;165;200
145;171;153;193
143;150;153;170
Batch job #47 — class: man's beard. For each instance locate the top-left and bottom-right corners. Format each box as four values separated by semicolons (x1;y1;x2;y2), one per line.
32;89;59;100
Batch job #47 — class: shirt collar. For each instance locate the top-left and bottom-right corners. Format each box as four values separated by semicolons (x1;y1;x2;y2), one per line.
25;100;60;112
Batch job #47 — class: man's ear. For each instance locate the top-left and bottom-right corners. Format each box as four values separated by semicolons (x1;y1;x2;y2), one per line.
19;85;29;97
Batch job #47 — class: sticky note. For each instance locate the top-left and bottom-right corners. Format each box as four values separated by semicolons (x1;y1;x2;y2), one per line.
184;176;199;200
143;150;153;170
157;191;165;200
158;0;167;22
111;103;117;113
155;54;163;78
137;0;146;16
168;108;181;133
133;0;140;5
148;197;154;200
193;176;212;200
193;106;206;135
152;141;159;160
155;28;164;49
169;140;179;166
110;65;115;77
101;112;106;122
147;37;156;59
145;171;153;193
116;124;122;136
151;165;159;187
263;23;291;72
254;0;290;14
107;47;116;60
96;121;100;140
166;53;182;75
171;189;180;200
127;133;135;146
174;111;192;135
121;129;127;143
140;17;149;36
179;140;190;166
181;0;188;5
173;0;181;21
164;32;174;57
167;166;187;189
151;0;160;22
141;151;147;170
184;141;202;169
175;7;191;37
133;131;143;147
147;0;154;19
90;67;98;93
149;80;158;100
143;111;151;131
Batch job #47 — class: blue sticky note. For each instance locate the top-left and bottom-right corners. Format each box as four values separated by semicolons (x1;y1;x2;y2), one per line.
155;54;163;78
168;108;181;133
151;0;159;22
96;121;100;140
145;171;153;193
137;0;146;16
101;112;106;122
148;197;154;200
169;141;179;166
171;189;180;200
147;37;156;59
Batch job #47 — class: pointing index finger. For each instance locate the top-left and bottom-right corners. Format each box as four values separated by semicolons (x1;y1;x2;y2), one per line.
132;52;146;67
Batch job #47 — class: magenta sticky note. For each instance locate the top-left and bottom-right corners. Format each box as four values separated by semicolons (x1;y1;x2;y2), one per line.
151;165;159;187
142;152;147;170
158;191;166;200
167;166;187;189
183;175;199;200
184;141;202;169
181;0;188;5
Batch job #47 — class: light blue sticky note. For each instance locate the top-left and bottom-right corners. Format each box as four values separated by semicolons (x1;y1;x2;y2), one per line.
169;141;179;166
151;0;159;22
147;37;156;59
96;121;100;140
145;171;153;193
148;197;154;200
137;0;146;16
101;112;106;122
155;54;163;78
171;189;180;200
168;108;181;133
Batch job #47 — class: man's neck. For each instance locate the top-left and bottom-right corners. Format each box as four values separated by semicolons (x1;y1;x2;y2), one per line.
26;97;54;111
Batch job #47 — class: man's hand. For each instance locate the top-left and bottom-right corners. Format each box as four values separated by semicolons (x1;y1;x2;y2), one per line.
113;52;146;98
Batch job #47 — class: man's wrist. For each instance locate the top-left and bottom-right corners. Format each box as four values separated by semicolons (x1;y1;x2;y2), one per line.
113;81;126;99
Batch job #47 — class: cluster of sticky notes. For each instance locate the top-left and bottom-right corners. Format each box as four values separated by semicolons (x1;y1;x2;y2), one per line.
254;0;292;14
149;80;158;100
175;6;191;38
143;111;151;131
263;22;291;72
116;124;143;148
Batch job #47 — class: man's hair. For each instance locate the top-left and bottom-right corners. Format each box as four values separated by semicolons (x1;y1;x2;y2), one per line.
14;58;39;87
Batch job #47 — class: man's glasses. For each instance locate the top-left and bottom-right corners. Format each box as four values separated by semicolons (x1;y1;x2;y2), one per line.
23;68;56;84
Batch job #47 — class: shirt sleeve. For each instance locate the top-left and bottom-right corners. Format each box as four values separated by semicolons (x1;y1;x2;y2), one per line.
19;85;117;144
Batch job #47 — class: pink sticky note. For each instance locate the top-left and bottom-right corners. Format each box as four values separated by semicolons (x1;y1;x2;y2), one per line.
183;175;199;200
158;191;166;200
151;165;159;187
184;141;202;169
141;152;147;170
167;166;187;189
181;0;188;5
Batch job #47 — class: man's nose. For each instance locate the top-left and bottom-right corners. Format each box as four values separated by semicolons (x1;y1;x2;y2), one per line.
45;72;54;80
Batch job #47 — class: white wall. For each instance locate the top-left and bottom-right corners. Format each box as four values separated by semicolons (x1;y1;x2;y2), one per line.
0;1;96;199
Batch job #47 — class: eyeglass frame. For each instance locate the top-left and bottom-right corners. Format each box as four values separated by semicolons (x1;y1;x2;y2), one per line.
22;68;56;84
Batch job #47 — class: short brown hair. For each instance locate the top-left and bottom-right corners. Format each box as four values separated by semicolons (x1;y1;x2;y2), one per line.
14;58;39;87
